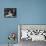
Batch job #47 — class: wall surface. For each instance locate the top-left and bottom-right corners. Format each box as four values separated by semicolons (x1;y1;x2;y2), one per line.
0;0;46;45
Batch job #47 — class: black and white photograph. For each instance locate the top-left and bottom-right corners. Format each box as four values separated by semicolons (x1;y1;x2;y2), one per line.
18;25;46;46
4;8;17;18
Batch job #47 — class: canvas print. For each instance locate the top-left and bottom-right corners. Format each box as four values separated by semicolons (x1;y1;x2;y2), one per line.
4;8;17;18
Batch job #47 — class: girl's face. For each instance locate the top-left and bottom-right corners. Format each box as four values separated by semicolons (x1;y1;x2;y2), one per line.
8;10;11;14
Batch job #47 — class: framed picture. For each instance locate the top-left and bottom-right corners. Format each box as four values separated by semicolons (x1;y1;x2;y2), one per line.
18;24;46;41
4;8;17;18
